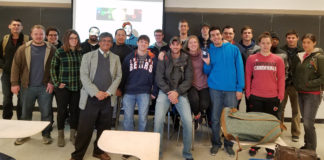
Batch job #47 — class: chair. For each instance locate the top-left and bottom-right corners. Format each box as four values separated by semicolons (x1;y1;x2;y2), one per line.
97;130;160;160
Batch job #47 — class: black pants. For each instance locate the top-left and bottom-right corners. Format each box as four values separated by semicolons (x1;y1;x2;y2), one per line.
187;87;210;115
54;88;80;130
1;72;22;119
71;96;112;160
248;94;280;119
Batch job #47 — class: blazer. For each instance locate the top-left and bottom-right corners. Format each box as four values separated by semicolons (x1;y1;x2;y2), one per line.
79;49;122;110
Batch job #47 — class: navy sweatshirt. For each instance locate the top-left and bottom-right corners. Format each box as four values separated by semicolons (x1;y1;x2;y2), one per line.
121;50;158;97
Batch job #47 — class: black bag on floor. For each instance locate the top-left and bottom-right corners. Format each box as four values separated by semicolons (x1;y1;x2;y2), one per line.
0;153;15;160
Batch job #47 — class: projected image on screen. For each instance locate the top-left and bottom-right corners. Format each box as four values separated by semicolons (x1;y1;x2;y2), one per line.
97;8;142;22
73;0;163;44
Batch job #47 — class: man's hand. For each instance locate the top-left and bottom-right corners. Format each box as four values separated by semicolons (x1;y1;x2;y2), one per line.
236;91;243;100
158;51;165;61
167;91;179;104
116;89;122;97
151;94;156;99
46;83;54;94
11;85;20;95
96;91;107;101
58;83;66;88
202;53;210;65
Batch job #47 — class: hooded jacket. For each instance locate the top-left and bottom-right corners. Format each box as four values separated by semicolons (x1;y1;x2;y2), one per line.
292;48;324;92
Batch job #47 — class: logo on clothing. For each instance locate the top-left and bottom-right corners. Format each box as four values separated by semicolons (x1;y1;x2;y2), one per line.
129;58;153;73
273;106;278;112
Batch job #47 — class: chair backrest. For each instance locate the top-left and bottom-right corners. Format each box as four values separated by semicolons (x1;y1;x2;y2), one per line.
98;130;160;160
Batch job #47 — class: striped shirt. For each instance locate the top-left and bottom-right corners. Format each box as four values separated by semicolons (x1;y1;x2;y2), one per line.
50;48;82;91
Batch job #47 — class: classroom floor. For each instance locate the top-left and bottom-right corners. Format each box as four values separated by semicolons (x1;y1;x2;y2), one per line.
0;111;323;160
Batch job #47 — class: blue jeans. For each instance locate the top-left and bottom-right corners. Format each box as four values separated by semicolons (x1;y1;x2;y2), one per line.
122;93;150;131
21;86;53;136
154;91;193;159
209;89;237;147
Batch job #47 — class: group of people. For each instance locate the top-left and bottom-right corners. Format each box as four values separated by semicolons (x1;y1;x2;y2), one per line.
0;18;323;160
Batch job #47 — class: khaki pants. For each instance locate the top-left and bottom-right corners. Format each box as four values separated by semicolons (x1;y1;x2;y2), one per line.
280;85;301;137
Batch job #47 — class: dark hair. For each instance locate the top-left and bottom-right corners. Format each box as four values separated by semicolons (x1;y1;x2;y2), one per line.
46;26;60;36
209;26;222;35
258;32;272;43
62;29;81;52
241;25;253;34
285;29;299;38
115;28;126;36
222;25;235;33
154;29;163;35
138;35;150;43
301;33;316;43
10;19;22;24
99;32;113;42
89;26;100;33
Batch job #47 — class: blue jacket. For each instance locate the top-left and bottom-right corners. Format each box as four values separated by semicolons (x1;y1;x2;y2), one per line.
203;42;245;92
121;50;158;97
125;34;138;48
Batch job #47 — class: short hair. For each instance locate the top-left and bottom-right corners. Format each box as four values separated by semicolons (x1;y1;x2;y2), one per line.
258;32;272;43
10;19;22;24
138;35;150;43
222;25;235;33
301;33;316;43
89;26;100;33
115;28;126;36
62;29;81;52
183;35;200;52
122;22;132;28
154;29;163;35
46;26;60;36
30;24;45;33
285;29;299;38
178;19;189;25
99;32;113;42
241;25;253;34
209;26;222;35
201;23;210;29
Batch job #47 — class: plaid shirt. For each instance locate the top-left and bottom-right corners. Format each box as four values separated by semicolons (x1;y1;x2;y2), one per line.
50;48;82;91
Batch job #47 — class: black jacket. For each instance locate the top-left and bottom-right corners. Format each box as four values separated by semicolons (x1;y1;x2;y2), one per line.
81;39;99;54
281;44;304;86
155;50;193;95
0;33;27;73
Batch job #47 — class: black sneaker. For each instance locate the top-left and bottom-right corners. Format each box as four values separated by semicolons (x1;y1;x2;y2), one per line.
266;152;274;159
210;146;220;156
300;145;307;149
249;147;259;156
194;119;199;130
186;158;194;160
224;146;235;156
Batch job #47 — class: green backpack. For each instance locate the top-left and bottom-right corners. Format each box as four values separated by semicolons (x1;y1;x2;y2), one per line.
221;108;286;153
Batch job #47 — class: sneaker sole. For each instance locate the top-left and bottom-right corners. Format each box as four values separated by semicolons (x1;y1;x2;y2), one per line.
14;137;30;145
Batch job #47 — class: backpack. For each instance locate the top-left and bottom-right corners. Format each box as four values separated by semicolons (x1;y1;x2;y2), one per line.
221;108;286;159
2;34;29;56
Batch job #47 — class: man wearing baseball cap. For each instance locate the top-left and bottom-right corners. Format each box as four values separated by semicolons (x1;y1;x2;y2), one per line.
154;36;194;160
81;26;100;54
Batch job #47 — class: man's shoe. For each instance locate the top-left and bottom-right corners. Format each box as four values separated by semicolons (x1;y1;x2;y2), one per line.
300;145;307;149
210;146;220;156
14;137;30;145
224;146;235;157
186;158;194;160
122;155;131;159
93;153;111;160
292;136;299;142
42;135;53;144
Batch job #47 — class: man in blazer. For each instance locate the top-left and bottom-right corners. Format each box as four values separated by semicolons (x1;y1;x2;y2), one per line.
71;32;122;160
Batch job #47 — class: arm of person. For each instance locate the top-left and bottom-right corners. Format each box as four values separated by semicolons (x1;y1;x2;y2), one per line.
176;56;193;95
151;57;159;98
235;47;245;93
155;57;171;93
80;54;100;97
106;56;122;96
245;56;253;99
0;39;4;68
277;57;286;101
306;54;324;88
50;49;61;88
119;55;130;94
